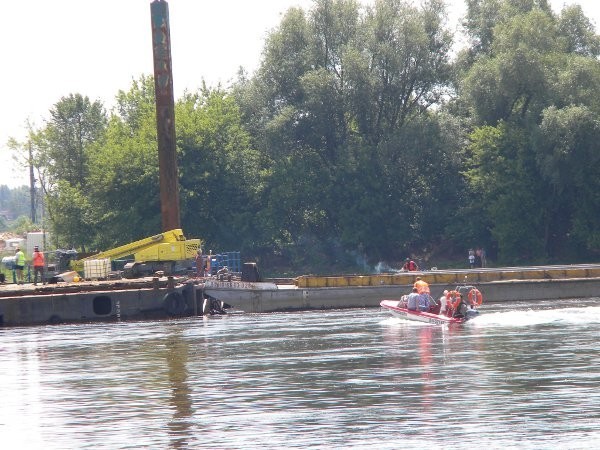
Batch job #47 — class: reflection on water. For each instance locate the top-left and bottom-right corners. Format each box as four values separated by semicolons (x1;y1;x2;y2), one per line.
0;299;599;449
166;331;192;449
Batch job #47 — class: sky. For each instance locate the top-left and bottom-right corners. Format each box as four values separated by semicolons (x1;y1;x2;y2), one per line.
2;0;599;188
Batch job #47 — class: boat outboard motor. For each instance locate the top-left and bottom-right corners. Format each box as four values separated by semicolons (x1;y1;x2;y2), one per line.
453;300;469;318
456;285;476;298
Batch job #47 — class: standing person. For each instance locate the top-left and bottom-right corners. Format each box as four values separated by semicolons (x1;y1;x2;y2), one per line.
475;248;482;268
15;246;26;284
206;250;213;276
32;246;45;285
468;249;475;268
195;249;203;277
480;248;487;268
202;253;208;276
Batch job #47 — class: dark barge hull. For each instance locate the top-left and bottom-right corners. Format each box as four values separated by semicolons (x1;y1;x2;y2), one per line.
0;277;200;327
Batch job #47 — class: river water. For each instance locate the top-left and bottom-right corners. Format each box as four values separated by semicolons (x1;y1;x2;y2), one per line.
1;298;599;449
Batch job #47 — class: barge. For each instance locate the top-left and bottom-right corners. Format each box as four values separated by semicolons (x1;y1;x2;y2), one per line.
1;263;600;326
203;264;600;313
0;276;201;327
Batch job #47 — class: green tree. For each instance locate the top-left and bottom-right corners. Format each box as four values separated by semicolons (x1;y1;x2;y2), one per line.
462;8;558;124
0;185;31;222
465;123;547;262
233;0;457;267
38;94;107;188
557;4;600;56
537;106;600;254
86;77;161;250
459;1;600;262
27;94;107;250
348;0;452;143
8;215;36;235
45;181;93;250
177;88;266;254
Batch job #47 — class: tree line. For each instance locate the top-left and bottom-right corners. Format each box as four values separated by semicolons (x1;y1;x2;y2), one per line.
0;186;35;232
9;0;600;273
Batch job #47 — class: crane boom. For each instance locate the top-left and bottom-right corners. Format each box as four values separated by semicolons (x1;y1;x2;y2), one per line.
71;229;202;278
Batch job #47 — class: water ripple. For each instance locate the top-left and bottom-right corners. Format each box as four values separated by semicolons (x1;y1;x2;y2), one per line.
0;299;599;448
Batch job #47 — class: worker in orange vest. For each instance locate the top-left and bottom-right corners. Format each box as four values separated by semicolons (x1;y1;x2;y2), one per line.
32;246;45;285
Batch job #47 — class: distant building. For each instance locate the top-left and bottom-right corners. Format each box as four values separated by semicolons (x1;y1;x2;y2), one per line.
4;237;25;251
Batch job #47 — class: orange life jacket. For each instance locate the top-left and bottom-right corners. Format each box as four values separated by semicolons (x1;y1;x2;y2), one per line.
33;251;45;267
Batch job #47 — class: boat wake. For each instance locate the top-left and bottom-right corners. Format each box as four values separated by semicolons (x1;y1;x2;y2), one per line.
469;305;600;328
379;304;600;328
379;316;433;327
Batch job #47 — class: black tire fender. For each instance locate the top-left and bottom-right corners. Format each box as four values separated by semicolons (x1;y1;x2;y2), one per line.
163;291;187;315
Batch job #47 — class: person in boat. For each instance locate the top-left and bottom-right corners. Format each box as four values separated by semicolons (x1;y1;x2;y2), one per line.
418;292;435;312
413;277;430;295
446;292;469;318
413;277;435;312
439;290;448;315
402;258;418;271
455;297;471;317
407;287;420;311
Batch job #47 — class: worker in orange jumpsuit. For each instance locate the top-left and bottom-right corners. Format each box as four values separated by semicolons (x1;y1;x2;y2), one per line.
32;246;45;285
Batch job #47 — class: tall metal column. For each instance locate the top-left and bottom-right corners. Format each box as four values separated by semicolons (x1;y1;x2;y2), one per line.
150;0;181;231
29;141;36;223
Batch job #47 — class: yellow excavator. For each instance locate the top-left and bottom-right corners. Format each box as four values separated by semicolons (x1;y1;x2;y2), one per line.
71;229;202;278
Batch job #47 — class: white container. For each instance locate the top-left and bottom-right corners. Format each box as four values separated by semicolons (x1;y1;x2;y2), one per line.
84;259;111;280
26;231;48;255
59;271;79;283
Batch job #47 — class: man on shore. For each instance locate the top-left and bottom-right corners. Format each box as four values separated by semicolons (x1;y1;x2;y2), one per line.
195;249;204;277
402;258;418;271
32;246;45;285
15;247;26;284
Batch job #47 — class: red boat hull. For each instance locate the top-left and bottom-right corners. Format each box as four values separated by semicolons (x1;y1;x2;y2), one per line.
380;299;468;324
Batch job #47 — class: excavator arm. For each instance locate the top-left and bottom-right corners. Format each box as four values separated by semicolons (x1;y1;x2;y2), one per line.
71;229;202;277
79;230;172;261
